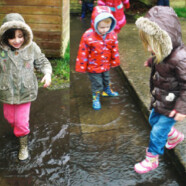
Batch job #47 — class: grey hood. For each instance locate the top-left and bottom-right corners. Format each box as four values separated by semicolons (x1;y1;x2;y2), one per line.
0;13;33;51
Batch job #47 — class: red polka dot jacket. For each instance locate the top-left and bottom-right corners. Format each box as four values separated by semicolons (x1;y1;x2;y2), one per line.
75;6;120;73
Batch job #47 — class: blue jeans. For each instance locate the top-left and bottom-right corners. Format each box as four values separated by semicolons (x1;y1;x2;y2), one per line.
81;3;94;18
148;109;175;155
157;0;169;6
88;71;110;93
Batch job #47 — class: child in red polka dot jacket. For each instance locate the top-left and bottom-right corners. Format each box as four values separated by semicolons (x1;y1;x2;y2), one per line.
76;6;120;110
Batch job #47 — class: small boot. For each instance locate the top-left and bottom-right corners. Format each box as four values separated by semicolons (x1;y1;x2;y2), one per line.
102;85;119;97
165;127;184;149
18;135;28;160
134;149;159;174
92;91;101;110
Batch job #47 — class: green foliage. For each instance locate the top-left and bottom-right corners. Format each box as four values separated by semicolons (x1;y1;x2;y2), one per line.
37;43;70;89
174;7;186;18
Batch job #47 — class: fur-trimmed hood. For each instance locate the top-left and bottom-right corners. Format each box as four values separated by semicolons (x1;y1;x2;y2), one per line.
0;13;33;51
136;6;182;59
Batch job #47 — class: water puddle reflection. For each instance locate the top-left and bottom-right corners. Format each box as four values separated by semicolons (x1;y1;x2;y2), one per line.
0;88;69;185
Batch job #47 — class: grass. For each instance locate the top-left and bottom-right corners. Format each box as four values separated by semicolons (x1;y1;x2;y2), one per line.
174;7;186;18
37;43;70;89
171;0;186;18
130;1;186;19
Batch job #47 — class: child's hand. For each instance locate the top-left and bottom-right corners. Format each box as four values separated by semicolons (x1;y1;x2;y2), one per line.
79;0;82;4
169;110;186;121
144;61;149;67
41;73;51;88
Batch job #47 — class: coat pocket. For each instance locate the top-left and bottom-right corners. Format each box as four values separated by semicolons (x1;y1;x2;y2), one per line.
20;73;38;102
0;75;9;90
22;74;35;89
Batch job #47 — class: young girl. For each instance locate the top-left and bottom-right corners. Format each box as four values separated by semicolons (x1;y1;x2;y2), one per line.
134;6;185;174
76;6;120;110
0;13;52;161
97;0;130;33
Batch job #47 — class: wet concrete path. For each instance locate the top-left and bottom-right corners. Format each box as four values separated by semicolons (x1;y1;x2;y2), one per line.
70;15;185;185
0;88;70;185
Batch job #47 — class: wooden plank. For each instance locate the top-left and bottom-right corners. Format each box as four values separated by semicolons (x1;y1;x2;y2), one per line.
61;0;69;56
0;6;61;15
0;0;61;7
33;31;61;42
0;14;61;24
35;40;61;50
42;49;61;58
30;23;61;32
24;15;61;24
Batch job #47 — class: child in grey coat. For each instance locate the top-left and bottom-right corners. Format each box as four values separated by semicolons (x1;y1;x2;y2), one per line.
0;13;52;160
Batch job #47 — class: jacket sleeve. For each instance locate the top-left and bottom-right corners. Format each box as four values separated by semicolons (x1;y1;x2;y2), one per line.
122;0;130;9
111;33;120;67
75;33;89;73
146;56;155;68
174;58;186;114
97;0;106;6
33;42;52;75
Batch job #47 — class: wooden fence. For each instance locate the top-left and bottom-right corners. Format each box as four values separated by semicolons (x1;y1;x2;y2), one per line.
0;0;69;57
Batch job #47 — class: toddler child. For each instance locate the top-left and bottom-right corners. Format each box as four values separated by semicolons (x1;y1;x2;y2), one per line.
0;13;52;160
76;6;120;110
134;6;185;174
97;0;130;33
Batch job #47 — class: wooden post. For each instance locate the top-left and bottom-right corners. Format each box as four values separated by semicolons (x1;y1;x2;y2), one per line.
0;0;69;58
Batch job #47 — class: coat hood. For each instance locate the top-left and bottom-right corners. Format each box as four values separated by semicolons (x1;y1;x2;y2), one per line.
136;6;182;59
0;13;33;51
91;6;116;35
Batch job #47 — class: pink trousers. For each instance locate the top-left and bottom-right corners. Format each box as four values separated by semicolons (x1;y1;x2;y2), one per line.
3;102;31;137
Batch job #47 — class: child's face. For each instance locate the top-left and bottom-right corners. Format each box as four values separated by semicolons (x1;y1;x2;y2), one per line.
97;20;112;35
8;29;24;49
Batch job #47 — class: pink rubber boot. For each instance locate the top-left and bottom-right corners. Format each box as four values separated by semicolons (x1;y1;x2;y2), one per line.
165;127;184;149
134;149;159;174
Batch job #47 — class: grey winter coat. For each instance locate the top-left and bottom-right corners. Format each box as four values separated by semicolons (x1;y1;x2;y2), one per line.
0;13;52;104
136;6;186;116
